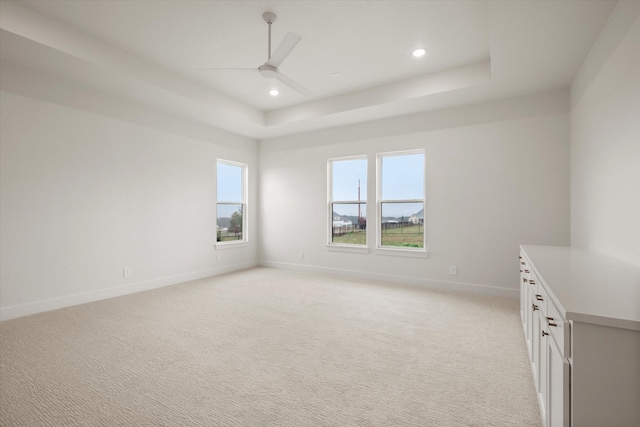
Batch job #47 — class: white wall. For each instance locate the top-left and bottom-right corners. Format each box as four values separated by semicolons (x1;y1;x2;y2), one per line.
570;1;640;266
0;67;258;320
259;90;571;295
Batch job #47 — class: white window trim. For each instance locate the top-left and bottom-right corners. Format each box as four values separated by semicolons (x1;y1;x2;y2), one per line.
215;159;248;248
325;244;370;254
216;241;249;250
327;155;368;251
375;248;429;258
376;149;426;253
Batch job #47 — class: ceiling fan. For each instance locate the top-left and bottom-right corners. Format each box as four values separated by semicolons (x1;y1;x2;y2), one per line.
202;12;312;97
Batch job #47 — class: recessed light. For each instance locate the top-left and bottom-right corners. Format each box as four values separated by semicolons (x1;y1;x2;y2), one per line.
269;89;279;96
331;72;341;77
412;48;426;58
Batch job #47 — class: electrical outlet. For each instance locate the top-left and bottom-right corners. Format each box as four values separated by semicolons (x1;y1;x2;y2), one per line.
123;268;131;278
450;266;457;275
298;251;304;260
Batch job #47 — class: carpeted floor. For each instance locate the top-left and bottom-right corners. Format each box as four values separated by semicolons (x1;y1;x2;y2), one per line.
0;267;541;426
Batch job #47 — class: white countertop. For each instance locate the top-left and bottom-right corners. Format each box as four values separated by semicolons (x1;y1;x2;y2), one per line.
520;245;640;331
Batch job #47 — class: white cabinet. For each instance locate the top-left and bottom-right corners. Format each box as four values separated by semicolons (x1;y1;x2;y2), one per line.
520;246;640;427
545;333;569;427
519;255;535;361
524;266;557;425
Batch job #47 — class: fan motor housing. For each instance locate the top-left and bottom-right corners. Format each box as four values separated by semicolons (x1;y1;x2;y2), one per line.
259;64;278;78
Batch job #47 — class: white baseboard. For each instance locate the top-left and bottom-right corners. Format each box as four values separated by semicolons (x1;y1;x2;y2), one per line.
259;260;519;299
0;261;257;321
2;260;517;321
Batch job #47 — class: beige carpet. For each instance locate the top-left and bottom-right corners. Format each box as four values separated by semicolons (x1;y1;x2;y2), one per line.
0;267;541;426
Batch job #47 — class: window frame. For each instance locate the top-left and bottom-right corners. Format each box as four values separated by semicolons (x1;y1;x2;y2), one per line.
216;159;248;248
327;155;368;250
376;149;426;253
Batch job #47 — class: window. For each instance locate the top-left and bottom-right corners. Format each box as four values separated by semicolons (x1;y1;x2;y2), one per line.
328;156;367;246
377;150;425;249
217;160;247;244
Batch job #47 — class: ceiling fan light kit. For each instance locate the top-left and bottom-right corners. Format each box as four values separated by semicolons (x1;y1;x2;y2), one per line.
412;48;426;57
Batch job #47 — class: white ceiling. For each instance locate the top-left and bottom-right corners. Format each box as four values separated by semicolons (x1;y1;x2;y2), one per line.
0;0;617;140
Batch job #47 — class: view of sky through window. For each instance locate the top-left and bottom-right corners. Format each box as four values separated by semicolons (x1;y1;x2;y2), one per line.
332;158;367;218
381;153;424;199
217;163;242;217
331;154;424;218
332;158;367;202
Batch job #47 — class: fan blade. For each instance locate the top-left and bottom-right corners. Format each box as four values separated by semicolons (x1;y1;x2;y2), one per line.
198;67;257;71
275;72;313;97
266;32;301;68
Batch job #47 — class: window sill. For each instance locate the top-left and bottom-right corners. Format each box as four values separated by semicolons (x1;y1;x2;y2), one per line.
375;248;429;258
215;241;249;250
326;244;369;254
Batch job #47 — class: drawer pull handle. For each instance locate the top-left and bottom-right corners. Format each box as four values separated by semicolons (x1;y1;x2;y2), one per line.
519;256;522;259
524;269;530;273
536;295;544;301
523;278;527;283
532;304;539;311
542;330;549;337
521;262;525;265
529;280;535;285
547;317;557;327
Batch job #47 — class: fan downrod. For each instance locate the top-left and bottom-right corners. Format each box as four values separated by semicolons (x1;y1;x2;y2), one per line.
262;12;277;60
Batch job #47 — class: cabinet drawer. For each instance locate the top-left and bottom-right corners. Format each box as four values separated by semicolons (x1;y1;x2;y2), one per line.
525;267;538;298
520;253;532;280
531;273;548;315
544;299;570;358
